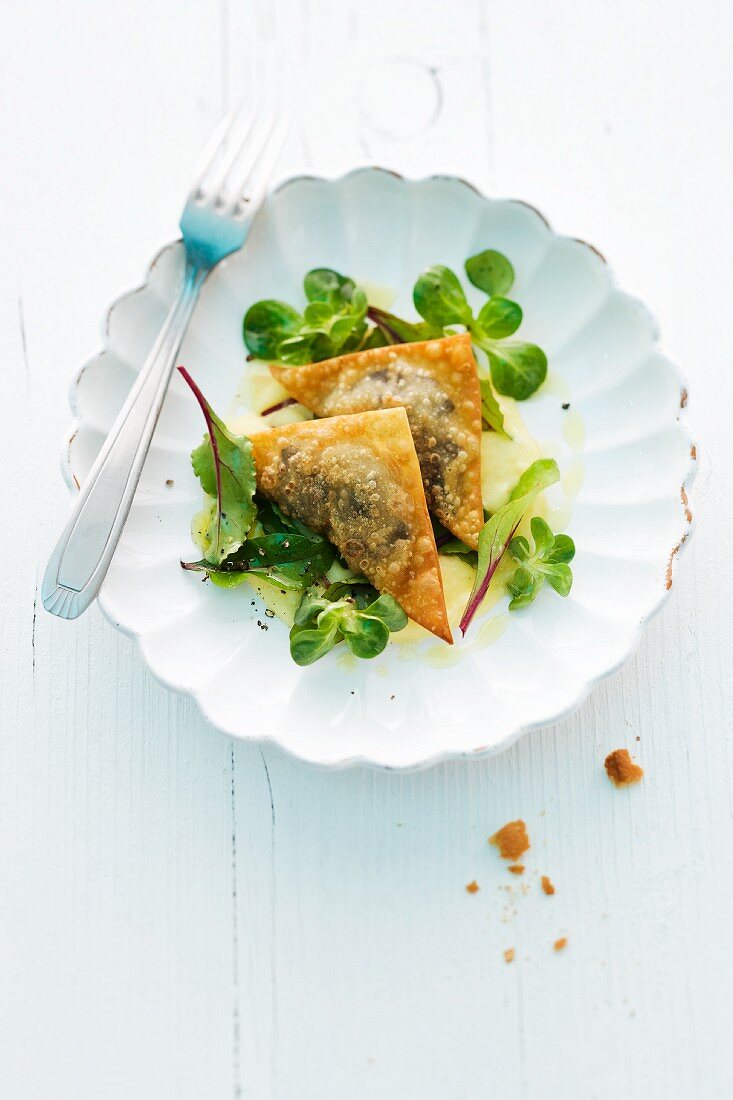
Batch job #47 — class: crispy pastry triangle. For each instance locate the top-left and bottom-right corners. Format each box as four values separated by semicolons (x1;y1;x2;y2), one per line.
250;408;452;643
270;333;483;549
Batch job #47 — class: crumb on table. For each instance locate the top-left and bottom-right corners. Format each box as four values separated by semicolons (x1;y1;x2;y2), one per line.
541;875;555;896
508;864;525;875
504;948;515;964
553;937;568;952
489;820;530;861
465;880;479;894
604;748;644;788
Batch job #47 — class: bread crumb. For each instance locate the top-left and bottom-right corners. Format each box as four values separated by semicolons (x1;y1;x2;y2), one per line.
508;864;525;875
465;880;479;894
541;875;555;895
553;937;568;952
604;749;644;788
504;948;515;964
489;820;530;861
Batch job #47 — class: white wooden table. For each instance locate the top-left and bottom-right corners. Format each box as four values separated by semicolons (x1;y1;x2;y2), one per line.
2;2;730;1097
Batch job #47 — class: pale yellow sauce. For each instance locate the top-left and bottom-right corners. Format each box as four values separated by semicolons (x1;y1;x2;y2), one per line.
480;395;544;513
243;577;302;622
537;369;571;402
335;650;359;672
546;456;585;533
562;408;586;452
424;613;509;667
217;340;584;666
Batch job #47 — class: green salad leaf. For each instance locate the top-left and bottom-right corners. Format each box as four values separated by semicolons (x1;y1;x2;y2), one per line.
477;296;523;339
507;517;575;609
508;458;562;502
303;267;354;303
179;367;257;565
409;255;547;401
480;377;510;438
242;301;303;360
439;539;478;567
413;264;473;328
290;622;341;665
289;582;408;666
181;532;336;591
485;342;547;401
465;249;515;297
243;267;369;365
459;459;560;634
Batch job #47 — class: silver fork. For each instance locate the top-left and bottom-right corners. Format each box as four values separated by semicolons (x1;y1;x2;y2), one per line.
43;107;287;620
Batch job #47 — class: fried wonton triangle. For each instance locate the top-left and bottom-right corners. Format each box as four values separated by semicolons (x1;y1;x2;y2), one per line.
270;333;484;549
250;408;452;643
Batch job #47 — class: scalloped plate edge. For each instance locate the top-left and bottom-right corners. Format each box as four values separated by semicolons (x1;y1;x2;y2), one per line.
60;167;698;770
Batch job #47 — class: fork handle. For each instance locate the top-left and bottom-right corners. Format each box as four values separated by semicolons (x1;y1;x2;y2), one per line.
42;259;207;619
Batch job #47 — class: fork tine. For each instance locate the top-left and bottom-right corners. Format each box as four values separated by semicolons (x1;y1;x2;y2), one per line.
231;114;289;216
203;108;259;202
212;108;278;208
218;109;284;212
188;108;243;200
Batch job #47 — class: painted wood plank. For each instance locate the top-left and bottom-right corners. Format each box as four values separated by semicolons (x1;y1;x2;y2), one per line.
0;4;237;1098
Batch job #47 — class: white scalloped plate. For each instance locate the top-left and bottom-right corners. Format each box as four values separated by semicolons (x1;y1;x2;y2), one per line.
64;170;696;769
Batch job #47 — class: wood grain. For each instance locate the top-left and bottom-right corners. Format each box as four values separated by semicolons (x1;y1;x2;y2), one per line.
1;1;730;1097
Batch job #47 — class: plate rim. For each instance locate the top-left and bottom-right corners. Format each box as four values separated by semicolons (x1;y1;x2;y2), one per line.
60;166;699;771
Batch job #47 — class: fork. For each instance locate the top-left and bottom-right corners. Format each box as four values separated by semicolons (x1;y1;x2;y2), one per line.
42;107;287;619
